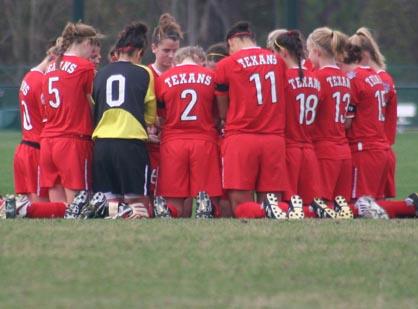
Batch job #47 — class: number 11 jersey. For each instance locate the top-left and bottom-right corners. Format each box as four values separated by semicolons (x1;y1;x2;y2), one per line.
214;47;287;136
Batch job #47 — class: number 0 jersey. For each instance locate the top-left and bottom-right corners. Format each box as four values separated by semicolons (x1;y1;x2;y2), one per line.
42;55;95;138
92;61;156;140
214;47;287;136
18;68;45;143
156;64;218;143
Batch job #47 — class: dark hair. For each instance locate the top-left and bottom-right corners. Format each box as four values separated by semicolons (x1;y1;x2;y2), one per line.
115;22;148;57
343;42;362;64
152;13;183;45
226;21;256;41
206;42;229;63
274;30;305;79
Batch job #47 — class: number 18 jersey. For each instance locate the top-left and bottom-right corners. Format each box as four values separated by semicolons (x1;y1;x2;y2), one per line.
214;47;287;136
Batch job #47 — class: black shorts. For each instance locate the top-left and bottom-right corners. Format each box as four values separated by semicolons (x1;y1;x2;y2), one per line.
93;138;151;195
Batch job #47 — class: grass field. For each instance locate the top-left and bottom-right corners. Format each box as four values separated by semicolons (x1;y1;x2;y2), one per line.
0;130;418;308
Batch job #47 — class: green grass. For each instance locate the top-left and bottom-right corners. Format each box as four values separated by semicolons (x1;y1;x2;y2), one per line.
0;220;417;308
1;130;418;308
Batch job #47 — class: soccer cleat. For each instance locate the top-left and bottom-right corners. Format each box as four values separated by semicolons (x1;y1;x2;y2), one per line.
2;195;17;219
0;196;7;219
64;190;89;219
110;202;133;219
195;191;213;218
334;195;354;219
80;192;108;219
405;192;418;216
262;193;287;219
153;196;171;218
287;195;304;219
355;196;389;219
310;198;337;219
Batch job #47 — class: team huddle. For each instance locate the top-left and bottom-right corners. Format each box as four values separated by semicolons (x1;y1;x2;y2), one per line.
2;13;418;220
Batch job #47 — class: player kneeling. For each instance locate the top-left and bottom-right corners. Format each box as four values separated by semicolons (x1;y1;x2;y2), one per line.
153;46;223;218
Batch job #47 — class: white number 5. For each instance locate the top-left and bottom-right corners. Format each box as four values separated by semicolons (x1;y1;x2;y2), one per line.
48;77;61;108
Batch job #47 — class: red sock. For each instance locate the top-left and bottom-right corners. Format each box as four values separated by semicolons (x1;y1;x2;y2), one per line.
303;205;317;218
348;204;359;217
27;202;67;218
211;199;222;218
234;202;265;218
377;200;415;218
167;203;178;218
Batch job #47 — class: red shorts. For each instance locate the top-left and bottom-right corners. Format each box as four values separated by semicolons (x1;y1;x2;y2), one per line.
318;158;352;201
13;143;47;196
284;145;323;204
40;137;92;190
146;143;160;196
351;149;389;200
384;148;396;198
222;134;288;192
158;139;222;197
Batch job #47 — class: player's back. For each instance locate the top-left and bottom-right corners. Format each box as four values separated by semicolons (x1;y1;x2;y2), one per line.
158;64;217;142
18;69;45;142
311;65;351;144
92;61;154;140
42;55;95;137
215;47;286;136
347;66;389;149
377;69;397;145
285;67;320;145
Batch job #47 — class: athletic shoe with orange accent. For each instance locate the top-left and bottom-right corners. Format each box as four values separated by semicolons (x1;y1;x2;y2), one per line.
287;195;304;220
262;193;287;219
334;195;353;219
310;198;336;219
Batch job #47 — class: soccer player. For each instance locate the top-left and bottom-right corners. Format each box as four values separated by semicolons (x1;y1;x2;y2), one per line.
90;21;156;219
342;30;390;201
14;50;53;203
40;22;102;206
206;42;229;70
272;30;324;219
214;21;289;217
155;46;222;218
147;13;183;197
306;27;353;218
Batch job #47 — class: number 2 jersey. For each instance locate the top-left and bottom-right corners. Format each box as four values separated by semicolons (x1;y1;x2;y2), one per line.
311;65;351;159
42;55;95;138
214;47;287;136
18;68;45;143
156;64;218;143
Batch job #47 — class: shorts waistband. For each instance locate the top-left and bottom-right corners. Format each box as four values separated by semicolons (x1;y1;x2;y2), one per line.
21;140;40;149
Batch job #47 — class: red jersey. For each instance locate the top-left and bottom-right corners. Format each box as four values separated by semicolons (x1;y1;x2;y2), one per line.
156;64;218;143
285;67;320;145
346;66;389;151
378;70;397;145
41;55;94;138
214;47;287;136
311;66;351;159
18;69;45;143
